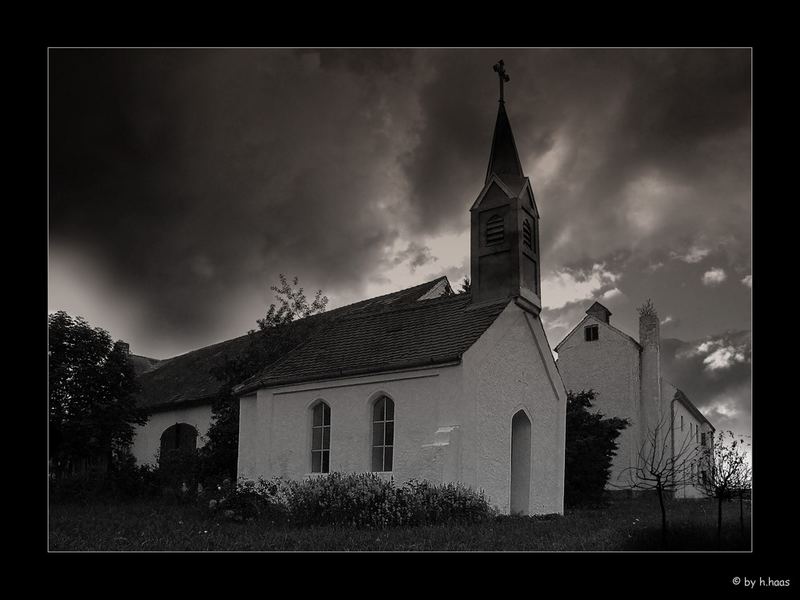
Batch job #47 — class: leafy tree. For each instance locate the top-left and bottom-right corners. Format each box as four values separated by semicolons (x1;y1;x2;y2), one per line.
698;430;751;548
458;276;471;295
48;311;147;476
564;389;629;507
257;274;328;329
200;275;329;480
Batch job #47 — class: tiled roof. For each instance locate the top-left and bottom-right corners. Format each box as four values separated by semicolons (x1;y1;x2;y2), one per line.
134;277;452;411
134;333;257;410
236;294;509;393
130;354;162;376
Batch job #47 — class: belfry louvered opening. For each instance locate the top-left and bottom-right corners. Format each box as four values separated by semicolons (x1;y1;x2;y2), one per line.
486;214;504;245
522;219;532;249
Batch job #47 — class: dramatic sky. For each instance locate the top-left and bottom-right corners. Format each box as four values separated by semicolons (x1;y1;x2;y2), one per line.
49;48;751;441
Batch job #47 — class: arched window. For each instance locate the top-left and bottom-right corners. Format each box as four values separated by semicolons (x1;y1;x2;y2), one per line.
522;219;532;250
371;396;394;472
311;401;331;473
160;423;197;456
485;214;504;245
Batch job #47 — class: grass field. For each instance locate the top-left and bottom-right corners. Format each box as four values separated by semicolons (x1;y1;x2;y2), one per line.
49;493;751;551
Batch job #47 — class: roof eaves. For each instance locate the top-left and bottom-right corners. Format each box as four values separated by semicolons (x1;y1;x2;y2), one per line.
672;387;715;430
236;355;463;395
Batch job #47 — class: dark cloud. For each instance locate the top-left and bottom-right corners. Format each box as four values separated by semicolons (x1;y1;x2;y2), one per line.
661;332;752;438
392;241;436;271
49;48;750;363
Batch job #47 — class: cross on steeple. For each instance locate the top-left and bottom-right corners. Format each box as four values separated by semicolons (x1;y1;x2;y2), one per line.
493;60;510;103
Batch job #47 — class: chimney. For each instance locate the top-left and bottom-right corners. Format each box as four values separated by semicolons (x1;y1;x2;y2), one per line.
638;299;662;439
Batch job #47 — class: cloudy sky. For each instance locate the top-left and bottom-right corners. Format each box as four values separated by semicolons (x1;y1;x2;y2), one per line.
49;48;751;441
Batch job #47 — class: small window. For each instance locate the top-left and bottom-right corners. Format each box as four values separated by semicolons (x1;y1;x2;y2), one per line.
701;471;708;484
485;214;504;245
701;432;707;446
584;325;599;341
680;415;684;431
311;401;331;473
371;396;394;472
522;219;532;250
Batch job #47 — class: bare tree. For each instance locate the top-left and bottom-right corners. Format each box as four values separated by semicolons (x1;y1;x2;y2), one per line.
698;431;751;548
616;414;705;546
733;459;752;540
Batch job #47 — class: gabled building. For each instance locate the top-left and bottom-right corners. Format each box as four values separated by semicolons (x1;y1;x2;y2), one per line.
555;301;714;498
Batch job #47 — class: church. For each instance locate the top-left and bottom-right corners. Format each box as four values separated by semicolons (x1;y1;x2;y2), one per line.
555;301;715;498
129;62;568;516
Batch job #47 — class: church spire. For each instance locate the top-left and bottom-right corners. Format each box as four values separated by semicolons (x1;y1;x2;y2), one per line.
485;60;524;185
470;60;542;312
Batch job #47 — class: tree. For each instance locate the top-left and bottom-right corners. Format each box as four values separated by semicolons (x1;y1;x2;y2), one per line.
564;389;629;507
618;414;704;547
257;274;328;330
200;275;329;479
458;276;471;295
48;311;147;477
698;430;751;548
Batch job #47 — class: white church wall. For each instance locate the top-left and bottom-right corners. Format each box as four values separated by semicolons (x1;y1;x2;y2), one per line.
462;302;566;515
556;316;641;489
237;302;567;516
237;365;465;486
130;403;214;466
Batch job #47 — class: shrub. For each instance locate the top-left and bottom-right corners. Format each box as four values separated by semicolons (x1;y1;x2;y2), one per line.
212;473;494;528
49;455;160;503
212;478;292;523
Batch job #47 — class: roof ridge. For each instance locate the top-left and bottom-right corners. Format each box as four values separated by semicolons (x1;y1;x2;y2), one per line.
335;291;471;321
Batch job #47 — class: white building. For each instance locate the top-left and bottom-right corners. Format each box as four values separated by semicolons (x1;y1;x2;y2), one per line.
130;66;568;515
555;301;714;498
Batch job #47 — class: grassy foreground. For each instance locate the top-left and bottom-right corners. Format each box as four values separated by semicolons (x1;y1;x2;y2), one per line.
49;493;751;551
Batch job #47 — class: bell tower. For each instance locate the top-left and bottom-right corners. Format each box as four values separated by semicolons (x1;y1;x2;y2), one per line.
470;60;541;312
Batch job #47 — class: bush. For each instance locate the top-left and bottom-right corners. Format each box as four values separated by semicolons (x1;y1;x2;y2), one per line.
210;478;292;523
212;473;494;528
49;455;160;503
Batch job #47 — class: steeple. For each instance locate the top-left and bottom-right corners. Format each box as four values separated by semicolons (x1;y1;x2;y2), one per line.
470;60;542;312
485;98;525;185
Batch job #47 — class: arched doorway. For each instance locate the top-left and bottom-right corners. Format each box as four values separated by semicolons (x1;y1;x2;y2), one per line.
160;423;198;456
510;410;532;515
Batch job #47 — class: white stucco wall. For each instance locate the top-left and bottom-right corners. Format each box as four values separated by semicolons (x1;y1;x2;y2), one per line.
130;403;214;466
462;302;566;515
237;301;566;516
237;366;466;487
556;316;641;489
667;380;712;500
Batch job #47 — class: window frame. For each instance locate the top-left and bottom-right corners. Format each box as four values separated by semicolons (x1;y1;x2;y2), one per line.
584;324;599;342
371;395;395;472
310;401;331;473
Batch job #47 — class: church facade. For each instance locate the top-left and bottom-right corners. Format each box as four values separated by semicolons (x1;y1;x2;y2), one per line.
129;64;568;515
555;302;714;499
